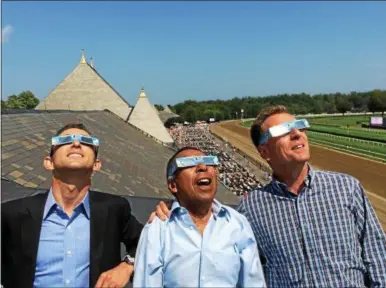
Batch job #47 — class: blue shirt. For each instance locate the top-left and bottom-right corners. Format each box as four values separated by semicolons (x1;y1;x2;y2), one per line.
238;164;386;287
33;189;91;288
133;199;266;288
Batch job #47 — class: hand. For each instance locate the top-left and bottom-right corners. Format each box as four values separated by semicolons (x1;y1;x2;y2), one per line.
148;200;172;223
95;262;133;288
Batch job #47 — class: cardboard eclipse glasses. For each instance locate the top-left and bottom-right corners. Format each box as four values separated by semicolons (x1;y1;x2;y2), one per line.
167;155;219;179
51;134;100;148
259;119;310;145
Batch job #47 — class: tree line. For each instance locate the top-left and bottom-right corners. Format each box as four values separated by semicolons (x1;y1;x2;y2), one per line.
2;91;40;109
166;89;386;123
3;89;386;123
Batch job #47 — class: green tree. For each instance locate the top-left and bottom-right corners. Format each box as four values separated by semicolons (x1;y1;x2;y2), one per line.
203;109;215;120
213;109;224;121
6;95;20;108
4;91;40;109
182;106;197;123
1;100;8;109
367;93;384;114
336;98;352;115
349;92;365;111
17;91;40;109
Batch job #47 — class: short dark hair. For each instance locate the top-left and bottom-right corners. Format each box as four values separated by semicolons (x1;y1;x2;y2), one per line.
250;105;289;148
166;146;205;181
50;123;96;157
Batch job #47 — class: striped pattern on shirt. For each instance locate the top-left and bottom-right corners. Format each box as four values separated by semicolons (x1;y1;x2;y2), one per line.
237;165;386;287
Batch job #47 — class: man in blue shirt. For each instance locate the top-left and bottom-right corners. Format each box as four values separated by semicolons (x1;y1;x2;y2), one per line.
2;123;143;288
133;147;266;287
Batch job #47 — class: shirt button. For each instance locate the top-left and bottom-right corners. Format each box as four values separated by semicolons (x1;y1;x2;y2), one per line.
67;250;72;256
65;279;70;285
67;225;72;230
190;226;194;230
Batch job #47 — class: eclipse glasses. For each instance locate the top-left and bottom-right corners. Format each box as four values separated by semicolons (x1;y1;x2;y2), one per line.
52;134;100;148
259;119;310;145
167;155;219;179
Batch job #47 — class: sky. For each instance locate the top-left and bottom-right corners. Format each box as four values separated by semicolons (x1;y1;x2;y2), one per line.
2;1;386;106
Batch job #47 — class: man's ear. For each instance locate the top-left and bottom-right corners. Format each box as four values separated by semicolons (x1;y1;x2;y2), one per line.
43;156;55;171
257;145;271;162
93;159;102;172
167;178;178;194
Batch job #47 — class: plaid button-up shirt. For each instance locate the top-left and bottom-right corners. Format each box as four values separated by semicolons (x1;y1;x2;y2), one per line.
238;165;386;287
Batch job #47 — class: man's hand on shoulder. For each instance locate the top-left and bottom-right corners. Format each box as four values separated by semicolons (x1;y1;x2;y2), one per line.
95;262;133;288
147;200;172;223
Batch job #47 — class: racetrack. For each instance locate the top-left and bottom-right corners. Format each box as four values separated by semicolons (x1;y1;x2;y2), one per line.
210;120;386;230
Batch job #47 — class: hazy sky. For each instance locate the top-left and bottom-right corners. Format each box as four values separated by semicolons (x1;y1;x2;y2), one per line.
2;1;386;106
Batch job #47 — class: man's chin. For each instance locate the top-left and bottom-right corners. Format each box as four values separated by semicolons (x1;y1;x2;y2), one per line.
55;165;94;172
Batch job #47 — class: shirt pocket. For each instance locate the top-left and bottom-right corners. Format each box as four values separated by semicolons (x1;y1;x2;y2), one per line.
209;247;241;284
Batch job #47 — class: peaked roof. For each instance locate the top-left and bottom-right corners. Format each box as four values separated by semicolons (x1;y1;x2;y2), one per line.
158;105;180;124
35;51;132;121
158;110;180;124
128;88;174;144
163;105;173;113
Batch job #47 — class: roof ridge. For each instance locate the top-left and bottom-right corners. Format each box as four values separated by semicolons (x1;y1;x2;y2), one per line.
88;64;132;107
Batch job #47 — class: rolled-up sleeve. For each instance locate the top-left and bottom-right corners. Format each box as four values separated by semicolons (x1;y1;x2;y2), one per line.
133;218;164;288
237;215;266;287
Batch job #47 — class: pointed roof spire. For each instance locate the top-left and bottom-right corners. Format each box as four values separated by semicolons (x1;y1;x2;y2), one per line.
80;49;87;64
128;88;174;144
90;57;94;68
139;87;147;98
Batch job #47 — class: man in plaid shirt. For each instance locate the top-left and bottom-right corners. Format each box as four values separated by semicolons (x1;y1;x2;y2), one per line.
152;105;386;287
239;105;386;287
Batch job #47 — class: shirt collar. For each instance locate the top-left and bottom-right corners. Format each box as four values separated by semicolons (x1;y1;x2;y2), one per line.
271;163;314;196
43;188;90;220
169;198;230;222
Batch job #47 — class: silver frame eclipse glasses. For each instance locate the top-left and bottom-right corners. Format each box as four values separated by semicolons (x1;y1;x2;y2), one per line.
259;119;310;145
167;155;219;179
51;134;100;155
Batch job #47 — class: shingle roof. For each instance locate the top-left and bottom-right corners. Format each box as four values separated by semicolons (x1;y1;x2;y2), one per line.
1;110;238;205
35;54;132;121
128;89;174;144
158;110;180;124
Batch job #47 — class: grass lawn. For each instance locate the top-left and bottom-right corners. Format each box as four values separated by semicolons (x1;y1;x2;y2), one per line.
308;115;374;127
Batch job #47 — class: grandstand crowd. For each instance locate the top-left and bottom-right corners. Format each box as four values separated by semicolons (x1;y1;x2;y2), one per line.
168;123;269;196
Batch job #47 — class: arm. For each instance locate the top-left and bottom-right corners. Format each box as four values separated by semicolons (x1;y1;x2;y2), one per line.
121;198;144;257
95;198;144;288
237;216;266;288
354;182;386;287
133;218;164;288
1;205;9;287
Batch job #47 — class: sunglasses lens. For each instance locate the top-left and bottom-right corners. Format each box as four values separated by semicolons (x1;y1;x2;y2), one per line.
60;135;74;144
80;136;94;145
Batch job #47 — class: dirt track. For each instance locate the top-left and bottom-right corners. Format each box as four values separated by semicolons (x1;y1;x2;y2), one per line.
211;120;386;230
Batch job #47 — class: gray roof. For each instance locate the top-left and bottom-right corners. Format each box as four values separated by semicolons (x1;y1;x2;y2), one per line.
1;110;239;205
128;89;174;144
35;56;132;121
158;110;180;124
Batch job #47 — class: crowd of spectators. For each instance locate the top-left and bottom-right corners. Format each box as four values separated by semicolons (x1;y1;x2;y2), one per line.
168;123;270;196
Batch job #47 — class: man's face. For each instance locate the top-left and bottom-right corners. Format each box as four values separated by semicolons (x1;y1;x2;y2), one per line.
48;128;99;172
258;113;310;167
169;149;218;205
